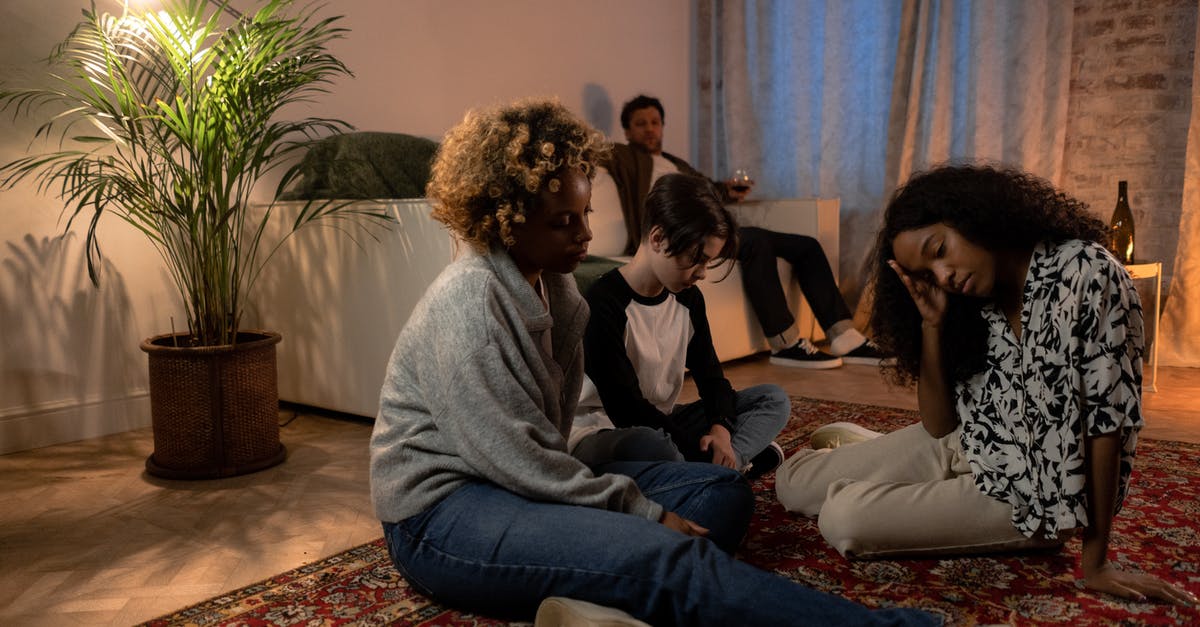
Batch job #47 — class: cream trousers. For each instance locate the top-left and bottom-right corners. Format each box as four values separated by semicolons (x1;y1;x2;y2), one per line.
774;422;1062;559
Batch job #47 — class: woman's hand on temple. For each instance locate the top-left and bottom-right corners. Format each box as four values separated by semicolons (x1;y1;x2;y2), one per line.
1083;562;1197;606
889;260;947;327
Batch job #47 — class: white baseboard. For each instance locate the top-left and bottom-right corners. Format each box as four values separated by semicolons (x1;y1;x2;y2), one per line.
0;393;151;455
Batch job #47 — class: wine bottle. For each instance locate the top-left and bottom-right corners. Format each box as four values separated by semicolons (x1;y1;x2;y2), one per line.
1109;180;1135;264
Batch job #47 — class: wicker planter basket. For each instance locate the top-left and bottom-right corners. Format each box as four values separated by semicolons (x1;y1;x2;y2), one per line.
141;330;287;479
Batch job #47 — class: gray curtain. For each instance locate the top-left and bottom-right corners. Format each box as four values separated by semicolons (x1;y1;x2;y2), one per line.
695;0;1073;303
1158;12;1200;367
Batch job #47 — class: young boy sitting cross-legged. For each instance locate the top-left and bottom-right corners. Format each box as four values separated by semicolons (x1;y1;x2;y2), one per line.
571;173;789;480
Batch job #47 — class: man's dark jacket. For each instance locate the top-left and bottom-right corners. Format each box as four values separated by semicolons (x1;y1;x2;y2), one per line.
603;143;727;255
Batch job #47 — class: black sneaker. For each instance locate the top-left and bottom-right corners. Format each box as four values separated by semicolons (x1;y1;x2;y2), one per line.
743;441;784;481
840;340;894;366
769;339;843;369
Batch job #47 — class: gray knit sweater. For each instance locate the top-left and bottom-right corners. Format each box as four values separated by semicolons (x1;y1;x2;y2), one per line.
370;249;664;524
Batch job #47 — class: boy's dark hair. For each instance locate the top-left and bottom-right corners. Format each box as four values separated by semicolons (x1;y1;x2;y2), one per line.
643;173;738;271
620;95;665;129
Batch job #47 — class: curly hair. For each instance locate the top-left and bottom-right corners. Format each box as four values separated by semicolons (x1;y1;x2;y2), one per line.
426;98;608;252
868;164;1110;387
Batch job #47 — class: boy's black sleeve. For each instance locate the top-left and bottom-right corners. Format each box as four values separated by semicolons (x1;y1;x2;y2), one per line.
583;273;674;431
678;287;737;429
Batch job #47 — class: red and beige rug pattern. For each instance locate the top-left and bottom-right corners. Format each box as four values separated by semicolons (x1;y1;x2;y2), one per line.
142;397;1200;626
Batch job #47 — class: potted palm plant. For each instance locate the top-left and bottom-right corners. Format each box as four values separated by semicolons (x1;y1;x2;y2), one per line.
0;0;385;478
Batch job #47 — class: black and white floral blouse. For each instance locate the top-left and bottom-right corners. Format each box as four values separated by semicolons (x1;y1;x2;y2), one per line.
956;239;1144;538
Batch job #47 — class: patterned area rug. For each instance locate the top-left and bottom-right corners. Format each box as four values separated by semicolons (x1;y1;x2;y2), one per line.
142;397;1200;626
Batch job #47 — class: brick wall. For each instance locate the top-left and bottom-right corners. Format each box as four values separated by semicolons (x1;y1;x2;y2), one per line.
1063;0;1197;297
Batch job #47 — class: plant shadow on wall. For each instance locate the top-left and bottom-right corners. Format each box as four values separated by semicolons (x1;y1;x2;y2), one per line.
0;231;142;425
246;198;456;418
0;0;390;477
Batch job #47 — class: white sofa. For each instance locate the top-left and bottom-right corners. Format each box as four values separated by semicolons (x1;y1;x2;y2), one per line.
248;186;839;418
247;199;458;419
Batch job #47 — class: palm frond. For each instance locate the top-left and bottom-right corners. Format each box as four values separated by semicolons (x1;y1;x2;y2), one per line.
0;0;373;346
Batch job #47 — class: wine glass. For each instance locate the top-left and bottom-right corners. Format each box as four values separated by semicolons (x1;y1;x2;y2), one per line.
728;168;754;201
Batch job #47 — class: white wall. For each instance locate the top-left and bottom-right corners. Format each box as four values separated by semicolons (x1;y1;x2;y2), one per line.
0;0;691;453
318;0;692;151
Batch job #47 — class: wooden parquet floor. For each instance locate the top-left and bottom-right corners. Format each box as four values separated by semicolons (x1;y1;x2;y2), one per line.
1;357;1197;626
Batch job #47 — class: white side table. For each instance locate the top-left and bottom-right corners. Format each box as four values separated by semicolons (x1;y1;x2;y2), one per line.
1125;262;1161;393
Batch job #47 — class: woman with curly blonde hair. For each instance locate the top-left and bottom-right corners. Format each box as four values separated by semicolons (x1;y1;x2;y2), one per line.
369;98;937;626
426;97;605;254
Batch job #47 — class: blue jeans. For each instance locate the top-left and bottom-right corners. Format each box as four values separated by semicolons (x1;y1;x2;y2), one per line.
382;460;939;626
575;384;790;469
573;425;686;465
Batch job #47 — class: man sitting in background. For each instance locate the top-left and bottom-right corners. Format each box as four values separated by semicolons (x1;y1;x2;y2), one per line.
603;94;884;368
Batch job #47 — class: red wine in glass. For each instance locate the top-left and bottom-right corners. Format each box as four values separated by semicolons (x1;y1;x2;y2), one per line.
730;169;754;196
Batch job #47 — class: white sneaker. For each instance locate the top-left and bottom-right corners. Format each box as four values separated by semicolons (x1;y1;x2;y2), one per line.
809;422;882;449
534;597;652;627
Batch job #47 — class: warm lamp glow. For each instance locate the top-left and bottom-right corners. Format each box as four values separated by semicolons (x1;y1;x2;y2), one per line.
121;0;241;20
121;0;164;12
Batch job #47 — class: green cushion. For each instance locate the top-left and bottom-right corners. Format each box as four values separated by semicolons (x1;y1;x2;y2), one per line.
572;255;625;296
279;131;439;200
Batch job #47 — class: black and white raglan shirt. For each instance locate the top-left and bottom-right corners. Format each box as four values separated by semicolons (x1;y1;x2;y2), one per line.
956;239;1145;538
573;268;736;448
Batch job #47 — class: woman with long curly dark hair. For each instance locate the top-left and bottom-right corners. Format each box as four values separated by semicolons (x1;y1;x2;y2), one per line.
775;165;1195;606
